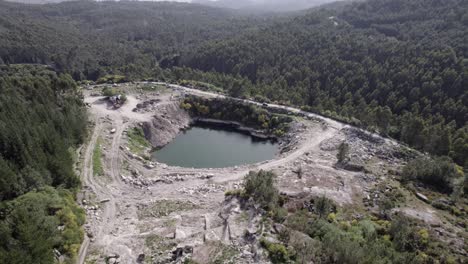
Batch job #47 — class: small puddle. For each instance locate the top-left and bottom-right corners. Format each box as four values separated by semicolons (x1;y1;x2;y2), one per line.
153;125;279;168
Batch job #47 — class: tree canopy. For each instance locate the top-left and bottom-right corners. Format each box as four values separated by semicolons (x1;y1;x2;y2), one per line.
0;65;87;263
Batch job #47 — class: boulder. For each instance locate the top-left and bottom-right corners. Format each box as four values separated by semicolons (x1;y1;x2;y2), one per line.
416;192;430;203
175;229;186;239
137;254;145;263
341;161;365;172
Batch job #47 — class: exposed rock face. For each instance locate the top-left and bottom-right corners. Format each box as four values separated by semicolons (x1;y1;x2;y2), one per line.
142;102;190;148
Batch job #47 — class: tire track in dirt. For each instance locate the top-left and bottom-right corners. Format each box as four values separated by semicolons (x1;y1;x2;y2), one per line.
77;83;404;263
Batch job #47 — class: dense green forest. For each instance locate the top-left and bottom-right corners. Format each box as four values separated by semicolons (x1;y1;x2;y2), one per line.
0;0;465;169
0;0;270;80
0;65;87;263
179;0;468;168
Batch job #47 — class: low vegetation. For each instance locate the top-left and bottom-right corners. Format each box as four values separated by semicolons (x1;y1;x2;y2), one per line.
93;137;104;176
102;87;128;103
237;170;462;263
137;200;198;219
0;187;85;264
207;241;238;264
145;234;177;253
336;142;350;164
402;156;465;195
127;127;151;158
243;170;279;211
260;238;290;264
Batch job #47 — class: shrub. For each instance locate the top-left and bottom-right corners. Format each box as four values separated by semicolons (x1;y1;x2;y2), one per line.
271;207;288;223
402;156;464;193
313;196;336;218
260;238;290;264
417;229;429;246
224;189;244;197
389;215;427;252
337;142;350;163
102;86;118;97
327;212;337;223
243;170;279;211
308;219;417;264
286;210;312;233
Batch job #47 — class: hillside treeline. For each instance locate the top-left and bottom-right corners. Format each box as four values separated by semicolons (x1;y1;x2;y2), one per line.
0;0;465;167
0;65;87;263
179;0;468;167
0;0;268;80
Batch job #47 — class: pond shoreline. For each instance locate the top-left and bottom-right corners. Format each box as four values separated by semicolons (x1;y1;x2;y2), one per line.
152;124;280;168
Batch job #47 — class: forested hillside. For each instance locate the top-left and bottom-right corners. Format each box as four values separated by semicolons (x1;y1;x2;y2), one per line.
0;65;87;263
0;0;466;167
179;0;468;167
0;0;267;80
193;0;341;12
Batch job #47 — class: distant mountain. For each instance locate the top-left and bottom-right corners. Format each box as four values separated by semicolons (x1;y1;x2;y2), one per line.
192;0;346;12
5;0;342;11
4;0;72;4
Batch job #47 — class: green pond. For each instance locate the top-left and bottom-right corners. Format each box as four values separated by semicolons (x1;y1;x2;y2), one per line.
153;125;279;168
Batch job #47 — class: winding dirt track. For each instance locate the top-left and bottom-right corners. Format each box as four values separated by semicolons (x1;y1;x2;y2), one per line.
76;83;397;263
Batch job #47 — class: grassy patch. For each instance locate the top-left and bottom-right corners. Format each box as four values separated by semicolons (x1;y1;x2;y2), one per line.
224;189;244;197
203;241;238;264
127;127;151;157
164;218;178;228
145;234;177;253
260;238;291;264
138;200;199;219
235;211;249;224
93;137;104;176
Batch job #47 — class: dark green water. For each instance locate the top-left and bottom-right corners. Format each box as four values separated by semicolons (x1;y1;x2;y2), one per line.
153;126;279;168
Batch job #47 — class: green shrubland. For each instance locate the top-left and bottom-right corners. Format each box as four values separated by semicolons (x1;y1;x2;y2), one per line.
239;170;461;263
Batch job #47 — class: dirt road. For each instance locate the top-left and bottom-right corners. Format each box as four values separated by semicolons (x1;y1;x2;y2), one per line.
76;83;410;263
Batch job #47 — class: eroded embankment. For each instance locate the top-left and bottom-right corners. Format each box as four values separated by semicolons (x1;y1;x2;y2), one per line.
141;102;191;148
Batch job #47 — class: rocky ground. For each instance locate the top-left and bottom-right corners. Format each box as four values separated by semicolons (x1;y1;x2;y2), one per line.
76;83;465;264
